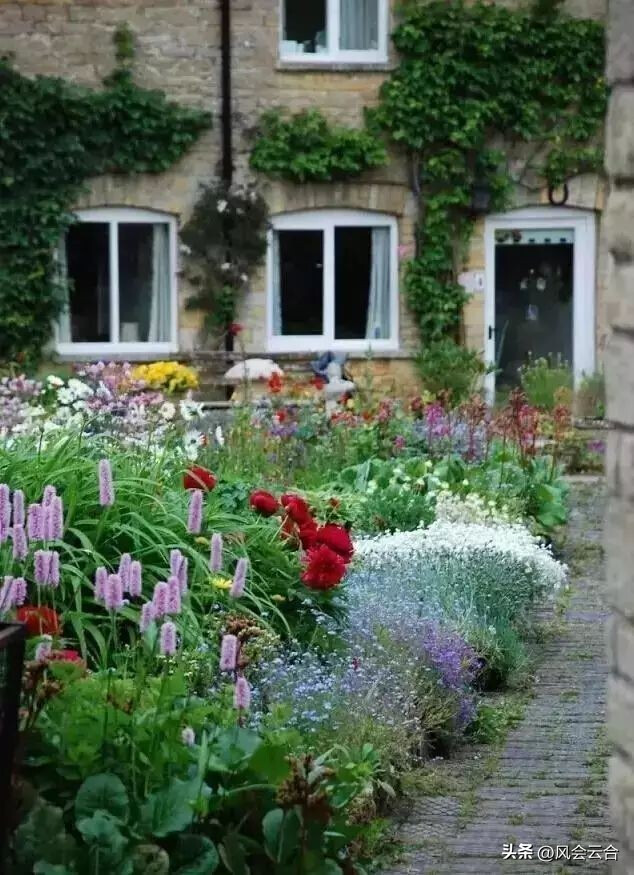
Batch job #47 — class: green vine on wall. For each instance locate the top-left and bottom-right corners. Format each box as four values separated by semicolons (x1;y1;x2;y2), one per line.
0;28;211;364
373;0;607;348
250;109;387;182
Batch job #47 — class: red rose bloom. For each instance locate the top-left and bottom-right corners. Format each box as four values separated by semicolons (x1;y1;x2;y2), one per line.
16;605;60;637
281;494;312;525
298;520;318;551
315;524;354;563
301;545;347;591
249;489;279;517
184;466;217;491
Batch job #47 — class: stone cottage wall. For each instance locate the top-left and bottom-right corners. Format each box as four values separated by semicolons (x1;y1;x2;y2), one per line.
605;0;634;869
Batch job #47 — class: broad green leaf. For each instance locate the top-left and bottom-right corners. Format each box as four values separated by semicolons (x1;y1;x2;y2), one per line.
75;773;129;824
140;779;199;838
171;835;219;874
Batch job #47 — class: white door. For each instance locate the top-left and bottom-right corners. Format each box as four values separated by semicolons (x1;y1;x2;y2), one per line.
484;207;596;400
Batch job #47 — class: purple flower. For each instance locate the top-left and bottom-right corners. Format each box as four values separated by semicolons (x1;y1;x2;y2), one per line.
0;484;10;541
0;576;13;613
12;490;25;528
12;577;27;606
139;600;156;633
50;496;64;540
220;634;238;672
160;620;178;656
230;558;248;599
170;549;183;577
98;459;115;507
167;575;182;615
42;485;57;508
104;573;124;612
34;550;52;586
187;489;203;534
118;554;132;592
153;581;169;618
209;533;223;572
233;676;251;710
181;726;196;747
129;561;142;598
178;557;188;593
94;567;108;602
12;524;28;561
27;504;43;541
49;551;60;587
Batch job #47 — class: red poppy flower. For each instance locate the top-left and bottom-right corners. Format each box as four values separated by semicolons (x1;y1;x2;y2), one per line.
184;466;217;491
249;489;279;517
281;494;312;525
268;373;283;394
49;649;83;664
301;545;347;591
16;605;60;637
298;520;318;551
315;524;354;563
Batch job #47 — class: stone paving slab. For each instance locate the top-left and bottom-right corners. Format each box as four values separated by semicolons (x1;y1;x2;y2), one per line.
383;481;614;874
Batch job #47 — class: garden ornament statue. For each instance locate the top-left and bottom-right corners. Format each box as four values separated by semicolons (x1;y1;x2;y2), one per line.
312;352;356;415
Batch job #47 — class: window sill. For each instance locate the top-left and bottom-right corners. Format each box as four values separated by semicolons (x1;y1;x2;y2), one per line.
55;344;179;362
276;59;393;73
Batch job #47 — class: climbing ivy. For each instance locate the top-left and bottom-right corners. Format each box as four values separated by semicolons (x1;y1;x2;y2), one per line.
250;109;387;182
0;30;211;364
373;0;607;347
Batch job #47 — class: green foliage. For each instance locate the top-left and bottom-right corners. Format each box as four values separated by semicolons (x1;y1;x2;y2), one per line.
373;0;606;348
250;109;387;182
574;371;605;420
417;339;489;403
518;355;573;410
180;181;269;333
467;698;526;745
0;39;210;365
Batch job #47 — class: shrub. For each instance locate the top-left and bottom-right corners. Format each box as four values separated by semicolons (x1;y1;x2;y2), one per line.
416;340;488;404
574;371;605;420
518;355;573;410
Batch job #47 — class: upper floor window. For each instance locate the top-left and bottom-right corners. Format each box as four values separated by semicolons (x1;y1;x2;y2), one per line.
281;0;388;64
268;209;398;353
57;208;178;356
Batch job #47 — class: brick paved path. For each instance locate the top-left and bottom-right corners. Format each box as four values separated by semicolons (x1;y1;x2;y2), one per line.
384;479;614;874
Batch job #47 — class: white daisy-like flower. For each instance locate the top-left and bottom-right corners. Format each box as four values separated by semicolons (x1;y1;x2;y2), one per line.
160;401;176;421
67;378;93;398
57;387;75;406
46;375;64;388
183;429;204;461
179;400;203;422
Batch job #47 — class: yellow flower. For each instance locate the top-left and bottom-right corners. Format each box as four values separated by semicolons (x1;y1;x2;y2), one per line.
210;575;232;591
271;594;287;603
132;361;199;394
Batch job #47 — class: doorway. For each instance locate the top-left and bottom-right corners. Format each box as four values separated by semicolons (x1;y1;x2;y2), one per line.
484;208;596;399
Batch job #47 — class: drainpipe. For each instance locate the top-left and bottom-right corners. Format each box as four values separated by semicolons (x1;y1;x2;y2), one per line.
219;0;234;374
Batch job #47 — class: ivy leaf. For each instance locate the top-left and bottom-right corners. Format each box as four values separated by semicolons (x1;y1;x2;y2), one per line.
75;773;129;824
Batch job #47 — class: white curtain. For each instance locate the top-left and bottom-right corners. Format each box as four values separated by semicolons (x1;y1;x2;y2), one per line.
271;231;282;335
57;237;72;343
365;227;390;340
340;0;378;50
148;224;171;342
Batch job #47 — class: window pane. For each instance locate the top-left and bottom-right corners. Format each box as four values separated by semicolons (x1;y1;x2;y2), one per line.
283;0;327;54
340;0;379;50
335;226;390;340
119;223;171;343
64;223;110;343
276;230;324;336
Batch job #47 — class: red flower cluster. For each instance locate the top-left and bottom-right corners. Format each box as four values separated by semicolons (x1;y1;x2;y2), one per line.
247;490;354;590
16;605;60;637
49;649;84;666
268;373;283;394
184;466;217;491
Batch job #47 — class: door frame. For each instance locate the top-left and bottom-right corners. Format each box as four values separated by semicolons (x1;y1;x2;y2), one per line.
483;206;596;401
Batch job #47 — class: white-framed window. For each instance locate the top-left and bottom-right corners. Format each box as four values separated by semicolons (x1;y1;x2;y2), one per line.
280;0;388;64
56;207;178;356
267;209;399;353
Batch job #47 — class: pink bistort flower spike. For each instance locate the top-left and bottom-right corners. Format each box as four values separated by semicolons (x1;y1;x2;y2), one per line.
98;459;115;507
152;581;170;618
43;504;54;542
49;551;60;587
34;550;52;586
220;634;238;672
187;489;203;535
160;620;177;656
104;573;124;612
118;554;132;592
233;675;251;710
139;600;156;633
128;561;142;598
0;576;14;613
42;485;57;508
94;566;108;602
12;490;25;528
12;525;28;561
230;557;248;599
27;504;43;541
12;577;27;606
167;575;182;615
178;556;188;594
0;484;10;542
209;532;223;573
50;496;64;540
